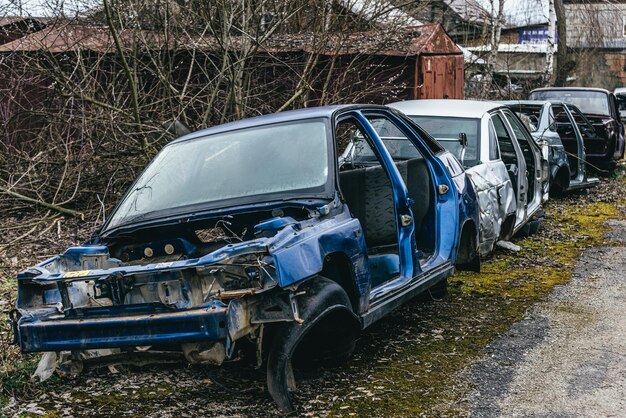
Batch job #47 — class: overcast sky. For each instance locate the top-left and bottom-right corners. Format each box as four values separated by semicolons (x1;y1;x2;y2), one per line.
4;0;550;26
1;0;98;16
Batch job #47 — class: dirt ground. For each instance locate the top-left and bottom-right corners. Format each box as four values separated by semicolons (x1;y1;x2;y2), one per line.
1;170;625;417
468;218;626;417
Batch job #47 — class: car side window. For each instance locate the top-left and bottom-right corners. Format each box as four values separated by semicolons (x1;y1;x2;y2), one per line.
548;107;556;131
336;118;377;167
503;110;534;143
365;115;424;162
488;120;501;160
552;105;575;134
491;113;516;161
568;106;597;140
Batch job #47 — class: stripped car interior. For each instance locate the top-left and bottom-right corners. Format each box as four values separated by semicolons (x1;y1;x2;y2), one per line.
388;100;545;256
504;100;599;194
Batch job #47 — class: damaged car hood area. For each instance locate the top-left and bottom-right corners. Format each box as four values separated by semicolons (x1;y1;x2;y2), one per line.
15;202;366;357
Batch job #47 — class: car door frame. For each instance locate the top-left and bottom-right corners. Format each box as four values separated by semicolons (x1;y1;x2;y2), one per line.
489;110;529;229
334;108;458;327
464;113;516;253
499;107;544;223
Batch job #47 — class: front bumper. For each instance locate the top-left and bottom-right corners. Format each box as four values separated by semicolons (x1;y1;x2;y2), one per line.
15;304;228;353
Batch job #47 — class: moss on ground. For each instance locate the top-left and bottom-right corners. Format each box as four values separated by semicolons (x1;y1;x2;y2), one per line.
323;173;626;417
1;170;625;417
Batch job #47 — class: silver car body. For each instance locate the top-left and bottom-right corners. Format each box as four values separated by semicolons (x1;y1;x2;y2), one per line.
390;100;545;255
504;100;599;193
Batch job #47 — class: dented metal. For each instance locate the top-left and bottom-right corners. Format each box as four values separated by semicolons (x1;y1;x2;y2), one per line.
389;100;538;256
12;105;480;411
465;165;516;254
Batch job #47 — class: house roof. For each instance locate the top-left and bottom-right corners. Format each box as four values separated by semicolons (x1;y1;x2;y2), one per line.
0;22;462;56
443;0;490;24
0;16;50;45
466;43;556;54
0;16;54;27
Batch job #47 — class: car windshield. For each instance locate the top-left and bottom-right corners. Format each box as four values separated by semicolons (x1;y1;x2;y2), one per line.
106;119;329;230
529;90;610;116
616;94;626;113
409;116;480;167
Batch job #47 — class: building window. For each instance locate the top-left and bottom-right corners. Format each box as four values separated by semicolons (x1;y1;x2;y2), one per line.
623;16;626;37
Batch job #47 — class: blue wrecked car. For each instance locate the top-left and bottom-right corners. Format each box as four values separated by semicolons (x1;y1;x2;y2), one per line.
12;105;478;411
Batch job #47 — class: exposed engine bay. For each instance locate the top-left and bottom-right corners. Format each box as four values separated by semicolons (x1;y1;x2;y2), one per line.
19;206;312;314
14;204;328;369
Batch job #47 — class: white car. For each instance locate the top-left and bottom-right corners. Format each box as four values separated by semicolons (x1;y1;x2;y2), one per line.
389;100;547;255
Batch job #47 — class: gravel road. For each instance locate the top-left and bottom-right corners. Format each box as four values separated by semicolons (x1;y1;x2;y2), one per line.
469;219;626;418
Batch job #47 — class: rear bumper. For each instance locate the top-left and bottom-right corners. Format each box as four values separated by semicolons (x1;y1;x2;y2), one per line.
16;305;228;352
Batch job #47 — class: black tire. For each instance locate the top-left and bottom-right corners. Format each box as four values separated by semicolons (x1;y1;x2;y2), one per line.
550;167;570;197
528;218;541;235
428;278;448;300
455;222;480;272
500;215;516;242
266;277;359;413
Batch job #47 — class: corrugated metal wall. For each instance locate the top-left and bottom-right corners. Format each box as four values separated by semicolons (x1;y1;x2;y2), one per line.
415;55;465;100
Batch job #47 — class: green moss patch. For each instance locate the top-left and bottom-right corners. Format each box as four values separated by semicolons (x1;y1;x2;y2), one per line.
321;175;626;417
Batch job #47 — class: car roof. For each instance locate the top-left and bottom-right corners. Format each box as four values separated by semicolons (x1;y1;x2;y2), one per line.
389;99;504;118
500;99;574;107
170;104;372;145
615;87;626;94
530;87;610;94
500;100;549;106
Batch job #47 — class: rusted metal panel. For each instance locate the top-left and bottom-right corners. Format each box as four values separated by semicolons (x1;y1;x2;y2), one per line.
0;23;463;58
415;54;464;100
455;55;465;99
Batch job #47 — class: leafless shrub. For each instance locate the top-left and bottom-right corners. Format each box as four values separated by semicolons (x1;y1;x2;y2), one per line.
0;0;419;250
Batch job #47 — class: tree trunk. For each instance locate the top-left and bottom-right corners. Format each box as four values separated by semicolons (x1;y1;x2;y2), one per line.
554;0;572;87
482;0;505;97
545;0;556;85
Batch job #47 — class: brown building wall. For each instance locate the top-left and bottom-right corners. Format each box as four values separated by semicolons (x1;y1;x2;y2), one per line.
605;52;626;87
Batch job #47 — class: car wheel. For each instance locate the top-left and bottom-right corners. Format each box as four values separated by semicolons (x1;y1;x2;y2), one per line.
455;222;480;272
266;277;359;413
428;278;448;300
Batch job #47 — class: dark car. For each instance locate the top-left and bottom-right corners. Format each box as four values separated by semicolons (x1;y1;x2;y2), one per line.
528;87;625;174
12;105;479;412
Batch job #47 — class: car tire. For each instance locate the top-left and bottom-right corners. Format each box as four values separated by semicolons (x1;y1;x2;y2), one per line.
455;222;480;272
266;277;359;413
428;278;448;300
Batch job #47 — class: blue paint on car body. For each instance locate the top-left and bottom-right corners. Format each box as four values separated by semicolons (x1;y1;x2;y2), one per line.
12;105;479;357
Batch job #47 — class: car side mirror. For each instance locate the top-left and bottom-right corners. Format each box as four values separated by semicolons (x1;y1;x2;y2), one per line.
459;132;468;147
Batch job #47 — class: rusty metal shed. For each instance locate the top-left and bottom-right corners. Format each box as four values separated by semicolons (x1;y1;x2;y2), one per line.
0;22;464;101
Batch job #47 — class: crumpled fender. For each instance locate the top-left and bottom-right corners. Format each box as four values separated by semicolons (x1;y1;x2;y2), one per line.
465;163;516;256
266;277;359;412
269;209;369;296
